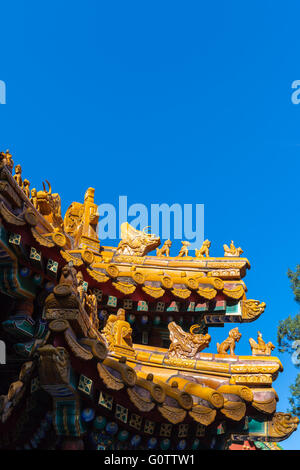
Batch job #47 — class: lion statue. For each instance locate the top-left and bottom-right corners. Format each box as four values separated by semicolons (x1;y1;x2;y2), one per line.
217;327;242;355
178;241;191;257
156;239;172;257
195;239;211;258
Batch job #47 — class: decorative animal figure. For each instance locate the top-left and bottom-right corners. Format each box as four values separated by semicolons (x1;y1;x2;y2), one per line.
59;264;78;289
116;222;160;256
36;180;64;230
217;327;242;355
13;164;23;188
268;413;299;439
242;299;266;321
64;188;100;250
23;179;30;198
85;291;99;330
156;239;172;257
101;308;133;353
0;380;24;421
64;201;84;237
38;345;70;386
223;240;243;257
45;263;80;310
249;331;275;356
178;241;190;257
76;271;86;303
30;188;38;209
168;322;211;358
0;149;14;171
195;239;211;258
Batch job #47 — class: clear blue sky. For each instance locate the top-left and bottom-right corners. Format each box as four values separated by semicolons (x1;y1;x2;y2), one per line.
1;0;300;449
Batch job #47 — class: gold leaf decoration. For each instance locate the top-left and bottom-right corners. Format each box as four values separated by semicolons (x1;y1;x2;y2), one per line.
223;285;244;299
220;399;246;421
112;281;136;295
197;287;217;300
87;268;109;283
127;388;155;412
252;397;277;414
60;250;83;266
158;405;186;424
97;362;124;390
171;288;191;299
64;329;93;360
189;405;216;426
31;227;55;247
142;285;165;298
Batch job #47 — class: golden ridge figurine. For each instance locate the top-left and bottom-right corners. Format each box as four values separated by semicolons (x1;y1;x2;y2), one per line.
156;239;172;257
195;239;211;258
178;241;190;257
30;188;38;209
76;271;86;303
101;308;134;354
223;240;243;257
85;291;99;330
168;322;211;358
0;149;14;171
249;331;275;356
36;180;64;230
13;164;23;188
217;327;242;355
116;222;160;256
23;179;30;198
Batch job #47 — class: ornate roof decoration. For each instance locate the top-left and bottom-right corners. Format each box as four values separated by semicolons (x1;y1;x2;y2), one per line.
0;154;297;450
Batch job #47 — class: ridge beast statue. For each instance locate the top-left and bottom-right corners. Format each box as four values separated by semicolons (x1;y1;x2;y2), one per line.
249;331;275;356
168;321;211;359
0;149;14;171
33;180;64;230
195;239;211;258
156;239;172;257
223;240;243;257
101;308;134;355
178;240;190;257
116;222;160;256
38;344;70;386
217;327;242;355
